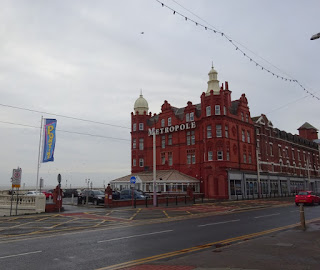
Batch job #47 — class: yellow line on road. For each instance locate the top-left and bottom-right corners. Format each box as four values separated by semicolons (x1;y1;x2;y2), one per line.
94;220;106;227
163;211;170;218
96;217;320;270
105;211;114;216
129;209;142;220
36;214;59;222
49;217;79;229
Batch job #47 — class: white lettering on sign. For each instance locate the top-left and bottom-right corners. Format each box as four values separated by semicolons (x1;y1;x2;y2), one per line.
148;122;196;136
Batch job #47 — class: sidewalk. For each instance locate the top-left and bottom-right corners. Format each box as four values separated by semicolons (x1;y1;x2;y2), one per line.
122;219;320;270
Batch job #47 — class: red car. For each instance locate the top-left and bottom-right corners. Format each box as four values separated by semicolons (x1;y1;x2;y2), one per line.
295;191;320;206
42;190;53;199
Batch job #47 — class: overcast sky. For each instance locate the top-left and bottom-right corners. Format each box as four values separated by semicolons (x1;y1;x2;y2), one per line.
1;0;319;189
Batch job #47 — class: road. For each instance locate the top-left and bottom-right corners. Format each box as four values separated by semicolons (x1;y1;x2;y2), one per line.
1;204;319;270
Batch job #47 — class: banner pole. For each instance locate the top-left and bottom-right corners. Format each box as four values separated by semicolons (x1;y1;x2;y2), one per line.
36;116;43;193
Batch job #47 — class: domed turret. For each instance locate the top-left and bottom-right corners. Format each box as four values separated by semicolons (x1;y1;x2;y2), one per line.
206;65;220;95
134;93;149;114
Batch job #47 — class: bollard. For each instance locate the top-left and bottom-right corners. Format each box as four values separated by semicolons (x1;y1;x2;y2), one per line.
145;197;148;208
193;196;196;204
166;197;168;207
185;195;187;204
236;194;238;201
202;194;204;203
300;204;306;230
134;198;136;208
156;196;158;207
176;196;178;205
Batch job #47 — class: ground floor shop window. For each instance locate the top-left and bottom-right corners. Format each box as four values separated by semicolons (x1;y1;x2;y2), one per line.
246;181;258;195
261;181;268;194
230;180;242;195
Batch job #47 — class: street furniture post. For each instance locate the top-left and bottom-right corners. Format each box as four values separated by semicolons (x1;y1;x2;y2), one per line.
300;204;306;230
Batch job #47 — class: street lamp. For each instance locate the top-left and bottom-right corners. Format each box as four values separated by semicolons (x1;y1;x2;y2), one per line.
310;32;320;40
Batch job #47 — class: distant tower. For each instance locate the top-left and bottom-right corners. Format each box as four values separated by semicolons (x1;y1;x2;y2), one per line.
298;122;318;141
206;65;220;95
131;92;150;173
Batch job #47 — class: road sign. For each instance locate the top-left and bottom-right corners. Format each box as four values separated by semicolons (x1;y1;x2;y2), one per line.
130;176;136;184
12;168;22;188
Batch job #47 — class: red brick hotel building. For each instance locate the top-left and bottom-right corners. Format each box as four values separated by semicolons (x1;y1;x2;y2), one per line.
130;66;320;199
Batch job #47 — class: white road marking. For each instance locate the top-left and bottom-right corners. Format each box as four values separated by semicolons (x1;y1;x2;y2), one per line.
0;250;42;259
198;219;240;227
254;213;280;219
290;210;299;212
97;230;173;243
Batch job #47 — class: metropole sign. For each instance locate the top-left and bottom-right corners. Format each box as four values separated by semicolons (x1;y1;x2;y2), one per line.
148;121;196;136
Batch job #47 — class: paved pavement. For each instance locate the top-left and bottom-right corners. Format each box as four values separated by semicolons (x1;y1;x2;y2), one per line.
119;219;320;270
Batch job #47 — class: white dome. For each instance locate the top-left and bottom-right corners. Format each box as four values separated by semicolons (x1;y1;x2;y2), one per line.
134;94;149;114
206;65;220;95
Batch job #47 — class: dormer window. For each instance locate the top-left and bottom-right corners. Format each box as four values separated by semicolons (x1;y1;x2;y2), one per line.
161;119;165;127
168;117;172;126
139;123;144;130
133;123;137;131
190;112;194;121
241;112;244;121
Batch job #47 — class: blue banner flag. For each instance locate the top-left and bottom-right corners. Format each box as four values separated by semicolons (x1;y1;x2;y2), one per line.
42;119;57;163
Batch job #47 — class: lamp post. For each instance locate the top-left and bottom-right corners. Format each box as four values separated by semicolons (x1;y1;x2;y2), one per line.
256;149;261;198
153;131;157;207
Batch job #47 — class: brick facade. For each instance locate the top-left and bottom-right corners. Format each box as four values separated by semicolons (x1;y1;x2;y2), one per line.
131;68;320;199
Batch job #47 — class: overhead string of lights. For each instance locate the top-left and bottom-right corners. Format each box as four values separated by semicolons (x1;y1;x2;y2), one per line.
155;0;320;101
0;120;130;142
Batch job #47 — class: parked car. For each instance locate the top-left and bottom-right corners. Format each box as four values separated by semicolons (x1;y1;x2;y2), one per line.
79;190;105;205
137;189;151;198
119;189;146;200
112;190;120;200
295;191;320;206
25;191;45;197
42;190;53;199
63;189;78;198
